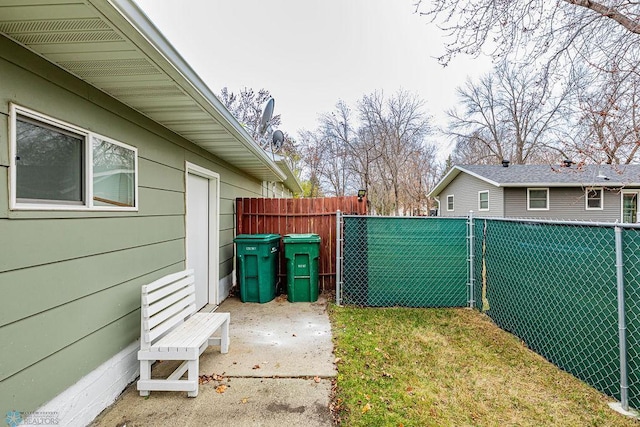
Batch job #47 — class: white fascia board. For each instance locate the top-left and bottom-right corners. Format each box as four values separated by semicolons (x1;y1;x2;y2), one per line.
456;167;501;187
428;167;461;198
428;166;500;198
99;0;287;182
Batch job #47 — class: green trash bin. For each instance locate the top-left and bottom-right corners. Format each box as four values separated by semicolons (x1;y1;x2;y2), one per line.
283;234;321;302
234;234;280;303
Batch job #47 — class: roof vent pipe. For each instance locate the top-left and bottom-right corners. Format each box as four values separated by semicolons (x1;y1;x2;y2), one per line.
563;159;574;167
502;160;510;167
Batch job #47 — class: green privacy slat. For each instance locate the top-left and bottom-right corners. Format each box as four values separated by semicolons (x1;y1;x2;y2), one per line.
473;219;625;407
623;230;640;409
343;217;467;307
342;214;640;409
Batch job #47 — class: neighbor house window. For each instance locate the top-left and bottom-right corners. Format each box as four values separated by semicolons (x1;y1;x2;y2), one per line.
447;195;454;211
10;104;137;210
527;188;549;210
586;188;603;210
478;191;489;211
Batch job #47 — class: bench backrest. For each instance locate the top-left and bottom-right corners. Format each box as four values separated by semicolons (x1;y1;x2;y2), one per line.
140;269;197;350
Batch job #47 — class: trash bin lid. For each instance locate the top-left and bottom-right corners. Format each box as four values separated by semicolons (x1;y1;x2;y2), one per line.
283;233;321;243
234;234;281;243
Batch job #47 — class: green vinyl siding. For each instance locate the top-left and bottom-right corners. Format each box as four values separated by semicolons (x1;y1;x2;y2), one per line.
0;34;271;417
1;275;146;381
0;170;8;218
0;240;184;327
0;216;184;272
137;158;184;192
1;311;140;419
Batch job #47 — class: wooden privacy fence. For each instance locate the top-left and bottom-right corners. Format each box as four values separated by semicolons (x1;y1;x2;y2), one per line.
236;196;367;293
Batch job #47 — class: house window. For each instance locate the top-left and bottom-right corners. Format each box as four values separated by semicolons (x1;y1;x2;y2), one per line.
478;191;489;211
15;115;85;204
586;188;603;210
10;104;138;210
447;195;454;211
527;188;549;210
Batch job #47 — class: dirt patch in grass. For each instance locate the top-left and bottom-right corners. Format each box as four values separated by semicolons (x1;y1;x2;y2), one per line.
330;306;639;427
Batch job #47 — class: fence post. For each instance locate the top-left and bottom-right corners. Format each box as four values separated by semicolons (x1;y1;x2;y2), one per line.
467;211;475;309
615;226;630;412
336;210;342;306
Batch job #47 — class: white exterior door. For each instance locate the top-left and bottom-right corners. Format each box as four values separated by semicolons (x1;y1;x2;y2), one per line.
186;163;220;309
187;173;209;309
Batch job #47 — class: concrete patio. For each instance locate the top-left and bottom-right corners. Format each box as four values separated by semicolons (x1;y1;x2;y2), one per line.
91;295;337;426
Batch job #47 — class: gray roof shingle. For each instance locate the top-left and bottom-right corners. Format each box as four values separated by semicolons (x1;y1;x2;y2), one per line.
460;164;640;186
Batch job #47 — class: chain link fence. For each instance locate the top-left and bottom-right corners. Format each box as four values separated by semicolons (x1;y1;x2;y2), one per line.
338;215;467;307
337;212;640;410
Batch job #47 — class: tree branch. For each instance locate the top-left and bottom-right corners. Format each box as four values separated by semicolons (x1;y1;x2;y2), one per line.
564;0;640;33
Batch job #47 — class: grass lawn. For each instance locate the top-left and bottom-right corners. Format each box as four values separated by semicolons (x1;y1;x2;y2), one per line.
329;306;639;427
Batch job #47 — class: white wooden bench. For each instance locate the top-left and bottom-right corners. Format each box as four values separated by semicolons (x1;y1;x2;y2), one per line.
137;269;230;397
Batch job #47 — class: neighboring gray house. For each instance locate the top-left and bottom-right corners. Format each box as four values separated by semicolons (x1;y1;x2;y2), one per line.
0;1;300;425
429;163;640;222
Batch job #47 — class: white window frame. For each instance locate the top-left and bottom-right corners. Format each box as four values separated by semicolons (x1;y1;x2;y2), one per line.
527;188;549;211
585;187;604;210
446;194;454;211
621;191;639;223
9;103;138;211
478;190;490;211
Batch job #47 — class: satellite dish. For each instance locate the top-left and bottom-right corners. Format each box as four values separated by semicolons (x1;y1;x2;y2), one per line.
259;98;275;136
272;130;284;151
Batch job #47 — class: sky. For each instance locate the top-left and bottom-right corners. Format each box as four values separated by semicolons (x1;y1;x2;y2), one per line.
133;0;493;154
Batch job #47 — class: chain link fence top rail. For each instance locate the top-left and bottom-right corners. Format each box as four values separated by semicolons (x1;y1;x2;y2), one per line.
472;218;640;408
341;216;468;307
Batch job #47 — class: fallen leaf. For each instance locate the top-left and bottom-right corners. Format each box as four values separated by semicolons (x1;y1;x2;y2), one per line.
253;365;260;370
314;376;321;383
241;398;249;404
334;357;342;364
215;385;227;394
362;403;372;414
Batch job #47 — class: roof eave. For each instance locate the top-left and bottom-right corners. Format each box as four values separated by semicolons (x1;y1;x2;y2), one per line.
93;0;287;181
274;158;303;194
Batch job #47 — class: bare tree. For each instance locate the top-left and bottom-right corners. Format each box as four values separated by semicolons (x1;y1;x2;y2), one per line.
447;63;571;165
415;0;640;71
296;90;436;213
316;101;359;196
218;87;281;140
561;63;640;164
297;129;326;197
358;90;434;215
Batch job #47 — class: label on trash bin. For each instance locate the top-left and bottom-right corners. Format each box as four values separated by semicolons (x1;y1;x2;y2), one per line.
246;246;256;251
298;264;307;269
271;247;278;253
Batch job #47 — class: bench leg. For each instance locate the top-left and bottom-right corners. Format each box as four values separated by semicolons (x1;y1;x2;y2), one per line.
221;318;229;354
139;360;152;397
187;359;199;398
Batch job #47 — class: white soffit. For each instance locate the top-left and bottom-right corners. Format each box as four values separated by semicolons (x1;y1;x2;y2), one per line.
0;0;286;182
